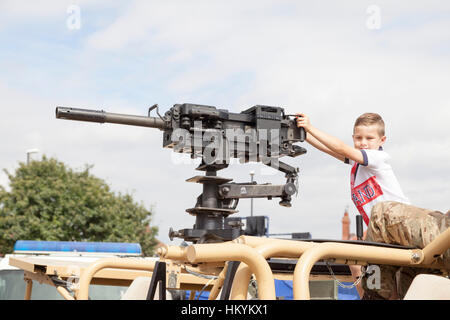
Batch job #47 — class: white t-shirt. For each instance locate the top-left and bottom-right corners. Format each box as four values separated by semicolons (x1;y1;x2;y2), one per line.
346;148;410;225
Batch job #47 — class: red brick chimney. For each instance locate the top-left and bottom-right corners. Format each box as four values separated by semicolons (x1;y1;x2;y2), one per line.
342;209;350;240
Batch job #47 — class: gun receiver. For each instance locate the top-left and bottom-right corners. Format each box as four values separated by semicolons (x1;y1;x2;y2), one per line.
55;103;307;243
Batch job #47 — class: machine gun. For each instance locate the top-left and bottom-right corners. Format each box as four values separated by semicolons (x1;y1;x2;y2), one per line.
56;103;307;243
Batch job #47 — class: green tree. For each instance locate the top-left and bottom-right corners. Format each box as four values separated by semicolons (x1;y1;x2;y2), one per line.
0;156;158;255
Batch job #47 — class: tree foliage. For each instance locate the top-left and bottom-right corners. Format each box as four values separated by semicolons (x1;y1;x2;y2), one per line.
0;156;158;255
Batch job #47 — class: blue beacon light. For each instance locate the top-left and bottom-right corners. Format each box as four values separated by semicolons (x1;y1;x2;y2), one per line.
13;240;142;255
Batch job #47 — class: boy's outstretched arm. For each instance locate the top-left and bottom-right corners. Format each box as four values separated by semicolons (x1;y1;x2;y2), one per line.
304;132;346;162
297;113;365;164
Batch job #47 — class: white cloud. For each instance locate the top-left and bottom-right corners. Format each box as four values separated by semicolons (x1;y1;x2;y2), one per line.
1;1;449;245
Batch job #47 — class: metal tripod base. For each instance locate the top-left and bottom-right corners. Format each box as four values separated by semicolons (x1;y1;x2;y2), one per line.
168;162;297;243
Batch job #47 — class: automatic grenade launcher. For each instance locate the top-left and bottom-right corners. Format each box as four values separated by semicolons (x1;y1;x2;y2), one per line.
56;103;307;243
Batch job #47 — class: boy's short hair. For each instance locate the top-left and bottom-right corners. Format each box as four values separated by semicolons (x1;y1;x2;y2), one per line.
354;113;385;136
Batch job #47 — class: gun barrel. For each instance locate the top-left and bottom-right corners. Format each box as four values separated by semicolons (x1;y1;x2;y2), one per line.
55;107;167;130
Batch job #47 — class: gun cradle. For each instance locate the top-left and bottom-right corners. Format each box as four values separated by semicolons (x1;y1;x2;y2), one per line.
163;104;306;164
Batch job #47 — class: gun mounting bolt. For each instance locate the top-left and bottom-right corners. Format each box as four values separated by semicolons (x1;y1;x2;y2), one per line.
221;186;230;194
411;252;421;263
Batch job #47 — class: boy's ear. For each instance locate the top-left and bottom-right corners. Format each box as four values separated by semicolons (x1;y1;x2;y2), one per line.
380;135;387;145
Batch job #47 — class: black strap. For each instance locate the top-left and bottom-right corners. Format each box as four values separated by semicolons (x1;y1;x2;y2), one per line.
146;261;167;300
219;261;241;300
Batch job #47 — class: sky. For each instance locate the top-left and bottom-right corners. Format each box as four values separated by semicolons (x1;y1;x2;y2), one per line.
1;1;449;246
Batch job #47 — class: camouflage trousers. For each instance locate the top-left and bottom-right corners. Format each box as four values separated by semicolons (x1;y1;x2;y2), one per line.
361;201;450;299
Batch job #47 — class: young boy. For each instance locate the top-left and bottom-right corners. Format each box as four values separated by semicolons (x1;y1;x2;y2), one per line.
296;112;410;299
296;112;410;225
296;112;449;299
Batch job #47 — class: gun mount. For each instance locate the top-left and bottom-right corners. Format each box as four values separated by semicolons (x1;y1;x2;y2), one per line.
56;103;307;243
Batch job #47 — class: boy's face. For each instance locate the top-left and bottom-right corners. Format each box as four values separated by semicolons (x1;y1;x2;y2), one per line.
352;125;386;150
